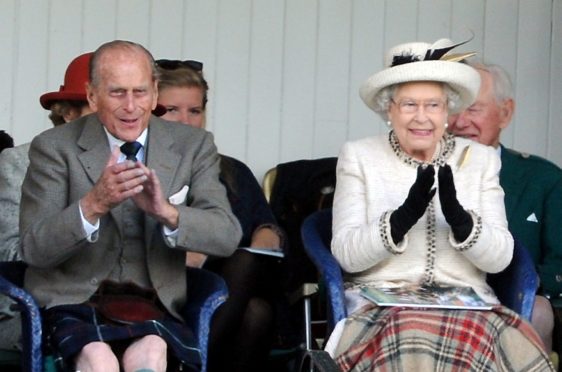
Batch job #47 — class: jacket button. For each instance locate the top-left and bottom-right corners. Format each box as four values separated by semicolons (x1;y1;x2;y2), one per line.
556;275;562;282
90;278;98;285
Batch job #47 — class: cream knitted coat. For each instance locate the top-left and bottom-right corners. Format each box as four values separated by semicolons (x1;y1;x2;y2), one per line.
331;132;513;304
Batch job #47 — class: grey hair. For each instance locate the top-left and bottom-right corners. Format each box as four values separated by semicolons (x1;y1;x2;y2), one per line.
464;60;514;102
89;40;159;88
371;82;462;120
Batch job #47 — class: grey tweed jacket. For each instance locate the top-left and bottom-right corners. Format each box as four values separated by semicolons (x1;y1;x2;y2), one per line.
19;114;241;319
0;142;30;262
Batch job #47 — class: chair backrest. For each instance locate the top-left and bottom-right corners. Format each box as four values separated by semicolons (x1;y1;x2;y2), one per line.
300;209;346;334
0;261;43;372
0;262;228;372
262;167;277;203
267;157;337;292
301;208;539;331
183;267;229;372
487;236;539;320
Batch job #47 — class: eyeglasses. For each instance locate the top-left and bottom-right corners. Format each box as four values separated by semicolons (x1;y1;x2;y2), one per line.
155;59;203;72
391;98;447;114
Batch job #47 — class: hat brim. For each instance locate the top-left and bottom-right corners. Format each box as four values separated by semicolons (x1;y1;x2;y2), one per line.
359;60;480;114
39;92;88;110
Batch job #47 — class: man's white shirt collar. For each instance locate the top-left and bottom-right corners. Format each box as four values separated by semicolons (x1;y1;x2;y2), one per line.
103;127;148;163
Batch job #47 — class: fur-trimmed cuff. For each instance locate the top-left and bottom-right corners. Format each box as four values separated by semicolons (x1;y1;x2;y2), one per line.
448;210;482;252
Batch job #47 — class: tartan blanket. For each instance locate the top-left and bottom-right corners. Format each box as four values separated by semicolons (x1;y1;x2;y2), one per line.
333;304;554;372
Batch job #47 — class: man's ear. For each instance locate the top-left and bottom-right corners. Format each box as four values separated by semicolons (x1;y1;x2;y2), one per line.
151;80;158;110
498;98;514;130
86;83;97;111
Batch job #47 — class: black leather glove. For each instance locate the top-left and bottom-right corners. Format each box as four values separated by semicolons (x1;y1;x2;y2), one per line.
438;164;473;242
389;165;436;244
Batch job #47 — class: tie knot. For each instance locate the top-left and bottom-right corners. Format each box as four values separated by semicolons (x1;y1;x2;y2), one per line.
120;141;142;161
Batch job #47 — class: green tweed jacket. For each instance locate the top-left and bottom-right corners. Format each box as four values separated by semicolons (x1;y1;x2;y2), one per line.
500;145;562;298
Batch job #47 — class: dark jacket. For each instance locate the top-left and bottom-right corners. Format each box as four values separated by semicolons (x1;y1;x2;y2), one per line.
500;145;562;297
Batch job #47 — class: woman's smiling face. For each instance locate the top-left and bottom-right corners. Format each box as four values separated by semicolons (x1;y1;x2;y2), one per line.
387;81;448;162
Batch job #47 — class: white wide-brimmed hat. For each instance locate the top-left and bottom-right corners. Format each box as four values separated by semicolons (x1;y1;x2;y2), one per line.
359;38;480;113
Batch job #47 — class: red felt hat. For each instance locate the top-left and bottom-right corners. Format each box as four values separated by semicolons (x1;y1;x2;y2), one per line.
40;52;93;110
40;51;167;117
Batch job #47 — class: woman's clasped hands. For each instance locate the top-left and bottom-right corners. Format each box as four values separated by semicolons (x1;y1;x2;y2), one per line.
390;164;473;244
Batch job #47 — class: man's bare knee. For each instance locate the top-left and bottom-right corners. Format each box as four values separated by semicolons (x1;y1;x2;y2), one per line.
122;335;167;372
75;341;119;372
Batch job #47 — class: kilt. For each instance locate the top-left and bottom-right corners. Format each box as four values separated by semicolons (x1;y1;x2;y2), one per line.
43;303;201;371
333;304;554;372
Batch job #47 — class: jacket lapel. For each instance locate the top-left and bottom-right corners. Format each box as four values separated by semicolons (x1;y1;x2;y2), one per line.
77;116;111;185
500;146;526;219
144;119;181;245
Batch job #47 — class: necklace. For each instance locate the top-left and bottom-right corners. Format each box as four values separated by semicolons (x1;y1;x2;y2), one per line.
388;130;456;168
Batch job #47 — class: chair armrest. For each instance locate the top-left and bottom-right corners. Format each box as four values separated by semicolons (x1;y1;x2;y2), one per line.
487;237;539;321
301;209;347;333
0;261;43;372
183;267;228;372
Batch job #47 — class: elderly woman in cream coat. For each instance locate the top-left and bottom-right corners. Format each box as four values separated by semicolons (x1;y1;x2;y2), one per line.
326;38;554;371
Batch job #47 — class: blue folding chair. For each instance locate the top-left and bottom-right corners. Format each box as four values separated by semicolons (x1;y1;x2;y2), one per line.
300;208;539;341
0;261;228;372
0;261;42;372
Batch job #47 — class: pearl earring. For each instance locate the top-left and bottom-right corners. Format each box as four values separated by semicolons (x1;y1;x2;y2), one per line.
386;121;392;127
444;122;449;129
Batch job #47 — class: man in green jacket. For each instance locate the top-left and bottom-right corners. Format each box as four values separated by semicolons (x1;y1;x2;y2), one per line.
449;61;562;359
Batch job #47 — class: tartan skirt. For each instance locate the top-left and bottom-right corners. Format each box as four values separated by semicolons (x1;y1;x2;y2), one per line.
43;303;201;371
332;304;554;372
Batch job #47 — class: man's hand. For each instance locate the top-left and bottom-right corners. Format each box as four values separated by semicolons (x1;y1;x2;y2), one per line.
132;162;179;230
80;147;149;224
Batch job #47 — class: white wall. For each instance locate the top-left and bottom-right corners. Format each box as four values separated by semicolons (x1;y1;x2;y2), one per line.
1;0;560;181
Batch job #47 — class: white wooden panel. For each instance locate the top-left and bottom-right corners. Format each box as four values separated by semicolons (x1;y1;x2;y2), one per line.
385;0;418;48
279;0;318;162
182;0;219;61
245;0;285;180
313;0;351;159
149;0;185;58
348;0;385;141
482;0;518;147
212;0;252;160
182;1;219;132
82;0;117;51
12;0;50;145
1;0;560;169
418;0;451;41
549;0;562;167
116;0;150;45
0;0;16;139
450;0;485;56
46;0;84;124
512;0;551;158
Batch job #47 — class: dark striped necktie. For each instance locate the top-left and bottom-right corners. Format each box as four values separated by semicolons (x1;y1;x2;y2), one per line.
120;141;142;162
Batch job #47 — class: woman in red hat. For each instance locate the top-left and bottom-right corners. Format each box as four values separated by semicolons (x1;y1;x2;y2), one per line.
39;52;94;126
0;52;94;353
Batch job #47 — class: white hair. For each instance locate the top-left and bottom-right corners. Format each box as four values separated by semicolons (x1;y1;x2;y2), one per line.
464;60;514;102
